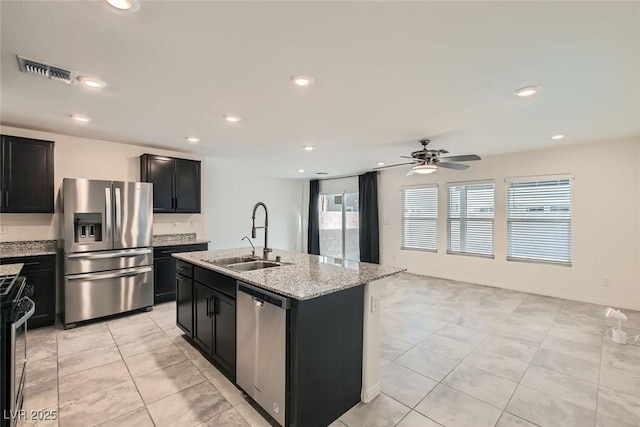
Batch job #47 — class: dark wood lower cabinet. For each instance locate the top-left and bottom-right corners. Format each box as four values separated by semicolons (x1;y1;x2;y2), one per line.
153;243;207;304
193;281;215;355
0;254;56;329
211;289;235;374
176;274;193;336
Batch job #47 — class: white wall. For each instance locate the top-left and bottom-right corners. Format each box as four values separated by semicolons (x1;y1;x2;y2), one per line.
0;125;206;242
204;157;304;252
379;137;640;310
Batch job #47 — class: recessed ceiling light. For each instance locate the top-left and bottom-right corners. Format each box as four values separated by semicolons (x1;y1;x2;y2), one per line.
303;146;314;151
77;76;107;89
298;169;305;173
290;74;314;87
377;162;385;166
104;0;140;12
70;114;92;123
186;136;200;143
223;114;241;123
514;86;539;97
551;134;565;140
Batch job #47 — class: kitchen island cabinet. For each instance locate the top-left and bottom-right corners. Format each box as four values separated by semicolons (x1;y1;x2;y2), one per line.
173;248;403;427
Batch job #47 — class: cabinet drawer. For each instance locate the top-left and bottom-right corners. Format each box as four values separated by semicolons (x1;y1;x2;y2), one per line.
176;260;194;278
194;266;236;299
1;254;56;272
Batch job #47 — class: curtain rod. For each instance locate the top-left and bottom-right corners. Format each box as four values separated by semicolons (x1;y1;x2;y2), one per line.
313;171;379;181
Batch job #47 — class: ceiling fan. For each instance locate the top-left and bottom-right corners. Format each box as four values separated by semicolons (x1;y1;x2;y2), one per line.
375;138;481;176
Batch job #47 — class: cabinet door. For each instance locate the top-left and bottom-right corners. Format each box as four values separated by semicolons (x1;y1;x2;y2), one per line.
1;135;54;213
154;257;177;303
144;156;175;213
176;275;193;336
25;269;56;329
175;159;201;213
212;290;236;374
193;282;214;355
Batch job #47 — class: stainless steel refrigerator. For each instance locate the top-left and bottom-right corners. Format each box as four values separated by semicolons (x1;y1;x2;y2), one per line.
62;178;154;328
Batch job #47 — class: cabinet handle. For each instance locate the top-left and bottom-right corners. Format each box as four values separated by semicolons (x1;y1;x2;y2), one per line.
210;296;217;316
5;191;8;206
22;262;41;267
205;296;211;317
177;266;189;271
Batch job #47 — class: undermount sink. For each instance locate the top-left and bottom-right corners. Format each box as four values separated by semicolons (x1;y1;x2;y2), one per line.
227;261;281;272
205;256;258;265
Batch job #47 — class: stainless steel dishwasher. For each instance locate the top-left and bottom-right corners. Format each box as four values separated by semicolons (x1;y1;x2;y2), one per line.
236;282;289;426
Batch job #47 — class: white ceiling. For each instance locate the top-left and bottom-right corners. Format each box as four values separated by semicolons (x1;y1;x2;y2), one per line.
1;1;638;178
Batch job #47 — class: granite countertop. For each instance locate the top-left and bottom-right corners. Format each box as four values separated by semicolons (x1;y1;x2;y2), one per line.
152;233;209;248
0;263;24;276
173;248;405;301
0;240;57;259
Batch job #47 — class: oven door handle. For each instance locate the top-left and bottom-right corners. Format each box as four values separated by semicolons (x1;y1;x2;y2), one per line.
15;297;36;329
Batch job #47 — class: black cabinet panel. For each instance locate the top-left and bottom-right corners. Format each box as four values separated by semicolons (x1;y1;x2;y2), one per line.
176;275;193;336
1;254;56;329
152;243;207;304
194;281;214;355
211;290;235;374
26;269;56;329
1;135;54;213
175;159;200;213
144;156;174;212
140;154;201;213
154;257;176;303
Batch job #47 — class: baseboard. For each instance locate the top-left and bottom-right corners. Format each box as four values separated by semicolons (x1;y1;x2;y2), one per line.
405;271;640;312
361;381;380;403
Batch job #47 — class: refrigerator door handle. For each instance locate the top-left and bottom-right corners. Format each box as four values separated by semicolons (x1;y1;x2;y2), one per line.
67;266;153;281
67;248;152;259
105;186;112;241
114;187;122;242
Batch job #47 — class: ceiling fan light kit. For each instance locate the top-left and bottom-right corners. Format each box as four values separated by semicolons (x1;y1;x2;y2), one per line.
376;138;481;177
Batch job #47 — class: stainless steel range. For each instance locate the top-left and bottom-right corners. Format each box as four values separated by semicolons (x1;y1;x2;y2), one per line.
62;178;154;328
1;274;34;427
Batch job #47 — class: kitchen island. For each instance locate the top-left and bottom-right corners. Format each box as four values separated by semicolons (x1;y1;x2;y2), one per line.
173;248;404;427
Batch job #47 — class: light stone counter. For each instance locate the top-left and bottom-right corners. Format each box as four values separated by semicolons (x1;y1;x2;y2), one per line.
0;240;57;258
173;247;404;301
0;263;24;276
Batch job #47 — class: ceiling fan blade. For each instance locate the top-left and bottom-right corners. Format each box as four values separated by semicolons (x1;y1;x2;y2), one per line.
439;154;481;162
400;155;415;159
374;162;417;170
406;168;416;176
437;162;470;170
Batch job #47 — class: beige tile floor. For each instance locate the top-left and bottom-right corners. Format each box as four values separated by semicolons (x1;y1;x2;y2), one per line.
20;272;640;427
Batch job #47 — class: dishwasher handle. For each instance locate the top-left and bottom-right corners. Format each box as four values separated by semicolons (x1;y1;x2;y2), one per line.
238;282;290;310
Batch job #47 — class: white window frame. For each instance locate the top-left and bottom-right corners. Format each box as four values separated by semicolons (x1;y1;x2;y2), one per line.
506;175;573;266
401;185;438;252
447;180;495;258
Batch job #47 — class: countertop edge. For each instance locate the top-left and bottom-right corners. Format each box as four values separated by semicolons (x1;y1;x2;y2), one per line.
152;240;210;248
173;251;406;301
0;250;58;259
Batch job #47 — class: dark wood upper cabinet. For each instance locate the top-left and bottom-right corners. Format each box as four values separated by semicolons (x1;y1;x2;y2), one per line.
1;135;54;213
175;159;201;213
140;154;201;213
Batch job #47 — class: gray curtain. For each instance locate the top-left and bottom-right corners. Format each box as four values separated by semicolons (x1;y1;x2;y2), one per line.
359;172;379;263
307;180;320;255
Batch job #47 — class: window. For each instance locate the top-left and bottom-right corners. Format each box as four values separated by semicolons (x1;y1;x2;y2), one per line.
401;186;438;251
507;177;573;265
319;193;360;261
447;182;495;257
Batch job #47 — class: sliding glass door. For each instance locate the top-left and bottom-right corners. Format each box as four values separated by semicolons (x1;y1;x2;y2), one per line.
319;193;360;261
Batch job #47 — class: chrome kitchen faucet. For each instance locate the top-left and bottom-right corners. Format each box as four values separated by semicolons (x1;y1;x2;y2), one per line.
251;202;272;260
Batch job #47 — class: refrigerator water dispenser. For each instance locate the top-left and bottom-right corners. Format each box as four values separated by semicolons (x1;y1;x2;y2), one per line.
73;213;103;243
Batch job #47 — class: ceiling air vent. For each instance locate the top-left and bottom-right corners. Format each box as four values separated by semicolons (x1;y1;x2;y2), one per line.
17;55;77;85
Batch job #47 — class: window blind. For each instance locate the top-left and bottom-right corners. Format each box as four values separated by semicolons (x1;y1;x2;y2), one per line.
447;182;495;257
507;178;572;266
401;186;438;252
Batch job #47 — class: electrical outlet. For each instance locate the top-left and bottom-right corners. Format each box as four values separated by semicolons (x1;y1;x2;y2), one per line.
0;225;7;234
172;221;178;229
371;295;380;313
603;278;612;287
